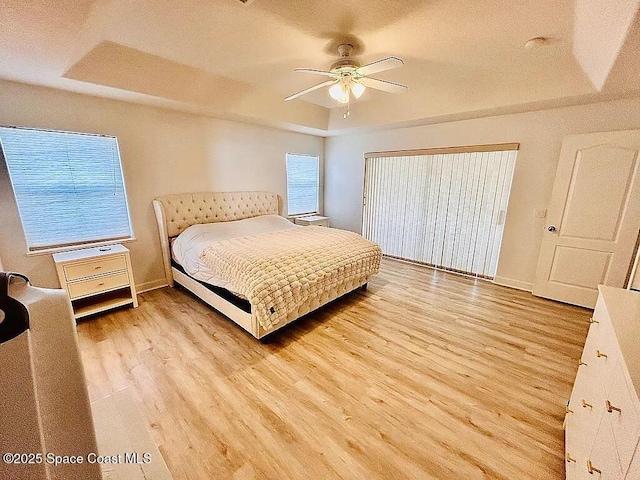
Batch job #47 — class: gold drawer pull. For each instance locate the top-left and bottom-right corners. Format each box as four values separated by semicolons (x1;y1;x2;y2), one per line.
566;453;576;463
582;399;593;409
97;282;105;287
94;266;103;270
589;318;599;324
606;400;621;413
587;460;601;474
579;361;588;366
566;404;574;414
596;350;607;358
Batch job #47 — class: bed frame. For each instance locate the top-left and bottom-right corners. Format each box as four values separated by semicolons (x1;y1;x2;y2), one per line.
153;191;368;340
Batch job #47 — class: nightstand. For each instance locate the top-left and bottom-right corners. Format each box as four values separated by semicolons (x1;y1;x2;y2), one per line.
53;244;138;320
294;215;330;227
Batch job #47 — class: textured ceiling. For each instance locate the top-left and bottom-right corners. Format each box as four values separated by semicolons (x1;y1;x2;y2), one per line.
0;0;638;134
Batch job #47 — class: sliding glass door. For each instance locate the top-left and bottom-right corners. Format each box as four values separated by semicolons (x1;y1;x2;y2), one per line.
362;147;517;278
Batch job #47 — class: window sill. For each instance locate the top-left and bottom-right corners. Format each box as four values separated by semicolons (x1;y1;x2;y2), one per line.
26;237;137;257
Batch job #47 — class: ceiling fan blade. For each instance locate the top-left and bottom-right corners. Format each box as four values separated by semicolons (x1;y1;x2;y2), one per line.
359;77;408;94
284;79;338;101
356;57;404;77
294;68;339;78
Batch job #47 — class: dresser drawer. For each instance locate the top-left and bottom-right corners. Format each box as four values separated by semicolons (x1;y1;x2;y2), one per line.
588;419;624;479
64;255;127;281
627;448;640;479
605;362;640;475
585;317;620;395
591;295;620;365
564;452;588;480
67;271;130;299
567;360;606;457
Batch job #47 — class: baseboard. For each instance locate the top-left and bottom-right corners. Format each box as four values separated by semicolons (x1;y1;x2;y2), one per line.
136;279;168;294
492;276;534;292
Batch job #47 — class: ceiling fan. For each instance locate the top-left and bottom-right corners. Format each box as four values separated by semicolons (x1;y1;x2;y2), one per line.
284;44;408;104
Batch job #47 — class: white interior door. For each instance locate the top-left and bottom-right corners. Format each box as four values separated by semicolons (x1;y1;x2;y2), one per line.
533;130;640;308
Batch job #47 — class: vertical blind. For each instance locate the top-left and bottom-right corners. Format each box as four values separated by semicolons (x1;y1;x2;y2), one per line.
363;148;517;278
286;153;319;215
0;127;133;252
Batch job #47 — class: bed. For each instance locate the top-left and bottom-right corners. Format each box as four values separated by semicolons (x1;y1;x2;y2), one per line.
153;191;382;339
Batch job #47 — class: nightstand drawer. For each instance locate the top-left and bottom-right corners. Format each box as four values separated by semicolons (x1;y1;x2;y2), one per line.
64;255;127;281
68;271;130;299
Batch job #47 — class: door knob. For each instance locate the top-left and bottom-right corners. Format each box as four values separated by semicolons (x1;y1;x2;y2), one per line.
547;225;557;232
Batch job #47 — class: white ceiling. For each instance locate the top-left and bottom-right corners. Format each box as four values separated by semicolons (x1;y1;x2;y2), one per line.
0;0;638;135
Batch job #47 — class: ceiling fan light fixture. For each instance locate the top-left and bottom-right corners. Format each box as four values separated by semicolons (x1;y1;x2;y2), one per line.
328;83;343;100
351;82;366;99
329;83;350;103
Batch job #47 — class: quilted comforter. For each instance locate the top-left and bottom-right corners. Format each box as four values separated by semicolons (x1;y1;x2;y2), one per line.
199;226;382;331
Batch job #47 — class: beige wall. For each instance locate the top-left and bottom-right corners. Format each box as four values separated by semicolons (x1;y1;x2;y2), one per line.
3;77;639;294
325;97;640;290
0;80;323;291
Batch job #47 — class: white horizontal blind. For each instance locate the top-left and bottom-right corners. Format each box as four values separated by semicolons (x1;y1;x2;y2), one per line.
363;149;517;278
286;153;319;215
0;127;133;252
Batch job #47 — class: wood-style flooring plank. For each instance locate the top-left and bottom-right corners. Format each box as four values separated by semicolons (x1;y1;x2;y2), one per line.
77;258;590;479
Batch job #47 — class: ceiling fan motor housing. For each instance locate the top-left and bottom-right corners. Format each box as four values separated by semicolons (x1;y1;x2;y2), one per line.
330;59;361;72
331;44;360;72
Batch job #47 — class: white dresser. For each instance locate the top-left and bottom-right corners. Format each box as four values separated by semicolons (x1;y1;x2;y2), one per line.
565;286;640;479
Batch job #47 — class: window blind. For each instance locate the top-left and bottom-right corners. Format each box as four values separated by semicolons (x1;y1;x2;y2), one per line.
0;127;133;252
363;148;517;278
286;153;319;215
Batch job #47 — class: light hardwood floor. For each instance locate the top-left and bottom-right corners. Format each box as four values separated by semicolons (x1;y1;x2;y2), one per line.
77;258;590;480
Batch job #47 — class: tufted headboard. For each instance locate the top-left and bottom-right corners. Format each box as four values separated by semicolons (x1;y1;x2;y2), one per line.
153;191;280;286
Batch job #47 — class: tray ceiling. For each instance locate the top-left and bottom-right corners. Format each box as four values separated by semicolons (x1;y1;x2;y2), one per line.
0;0;638;134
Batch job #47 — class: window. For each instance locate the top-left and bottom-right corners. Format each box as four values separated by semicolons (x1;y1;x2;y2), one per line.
0;126;133;253
363;145;518;278
286;153;319;216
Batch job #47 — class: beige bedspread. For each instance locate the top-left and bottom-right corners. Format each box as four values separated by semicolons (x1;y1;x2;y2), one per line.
199;226;382;330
